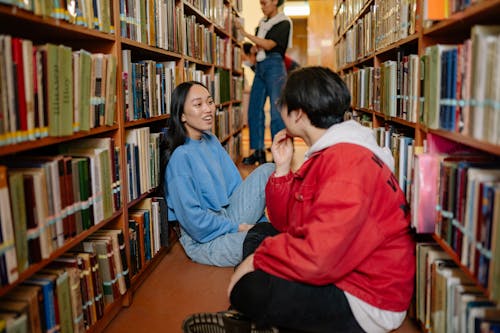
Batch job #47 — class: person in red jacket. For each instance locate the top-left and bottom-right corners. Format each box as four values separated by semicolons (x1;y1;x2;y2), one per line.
227;66;416;333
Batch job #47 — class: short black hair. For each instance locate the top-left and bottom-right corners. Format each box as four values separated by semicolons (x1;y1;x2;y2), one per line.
279;66;351;128
242;42;253;55
278;0;285;6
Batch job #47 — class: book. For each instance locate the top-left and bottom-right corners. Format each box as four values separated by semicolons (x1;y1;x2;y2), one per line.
73;50;92;132
151;196;169;248
0;166;19;285
0;311;28;333
24;274;58;333
51;257;85;333
104;54;116;126
94;229;129;294
40;268;74;333
58;44;74;137
3;285;43;333
7;171;29;273
82;238;119;306
38;43;60;137
469;25;500;141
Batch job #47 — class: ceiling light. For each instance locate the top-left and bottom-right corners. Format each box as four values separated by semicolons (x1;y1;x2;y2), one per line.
284;1;310;17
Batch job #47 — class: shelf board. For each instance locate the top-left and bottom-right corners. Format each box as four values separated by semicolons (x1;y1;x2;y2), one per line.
428;129;500;156
0;4;115;44
0;210;122;297
121;38;182;60
127;189;158;209
88;294;126;333
432;234;489;296
0;125;119;157
423;0;500;38
337;0;374;40
183;0;212;26
124;115;170;129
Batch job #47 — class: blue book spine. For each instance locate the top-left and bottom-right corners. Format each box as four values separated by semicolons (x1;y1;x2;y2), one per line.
143;211;151;260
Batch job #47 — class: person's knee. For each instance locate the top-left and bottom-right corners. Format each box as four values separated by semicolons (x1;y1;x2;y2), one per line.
255;162;275;178
230;271;271;313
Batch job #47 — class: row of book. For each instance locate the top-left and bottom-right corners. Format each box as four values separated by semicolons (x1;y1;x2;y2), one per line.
0;228;129;333
213;102;243;140
334;0;417;68
333;0;367;38
422;25;500;144
342;51;420;123
0;0;113;33
411;134;500;302
121;53;240;124
125;127;161;203
344;24;500;145
118;0;235;64
222;132;242;163
128;197;169;278
422;0;484;28
0;137;120;286
119;0;180;51
184;15;214;64
373;125;416;201
417;243;500;333
0;35;117;146
121;51;178;122
214;35;231;69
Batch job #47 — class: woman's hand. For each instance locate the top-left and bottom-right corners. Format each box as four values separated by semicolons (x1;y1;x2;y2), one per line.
227;254;255;298
271;130;293;176
238;223;253;232
234;19;245;33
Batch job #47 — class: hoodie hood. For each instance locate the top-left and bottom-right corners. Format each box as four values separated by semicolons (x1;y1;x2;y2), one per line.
304;120;395;171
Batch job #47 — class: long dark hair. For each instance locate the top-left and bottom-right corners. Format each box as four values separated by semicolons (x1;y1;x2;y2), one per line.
159;81;209;196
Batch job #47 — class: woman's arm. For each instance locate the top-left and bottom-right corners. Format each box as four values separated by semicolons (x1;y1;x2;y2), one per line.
234;20;276;51
168;173;238;242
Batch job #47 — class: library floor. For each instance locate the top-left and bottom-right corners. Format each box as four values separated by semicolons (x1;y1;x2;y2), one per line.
103;128;421;333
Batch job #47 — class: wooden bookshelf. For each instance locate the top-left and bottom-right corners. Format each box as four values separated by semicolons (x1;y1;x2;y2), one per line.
0;0;243;331
334;0;500;331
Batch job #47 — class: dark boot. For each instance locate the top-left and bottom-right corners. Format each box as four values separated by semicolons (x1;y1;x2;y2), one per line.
242;149;266;165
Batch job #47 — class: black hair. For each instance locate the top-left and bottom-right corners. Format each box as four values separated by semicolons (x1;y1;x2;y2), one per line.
159;81;210;196
278;66;351;128
277;0;285;6
242;42;253;55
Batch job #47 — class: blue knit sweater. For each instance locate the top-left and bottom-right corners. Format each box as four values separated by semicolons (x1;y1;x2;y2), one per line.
165;132;242;243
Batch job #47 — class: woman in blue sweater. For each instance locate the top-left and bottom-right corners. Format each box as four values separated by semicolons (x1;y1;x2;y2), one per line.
160;81;274;267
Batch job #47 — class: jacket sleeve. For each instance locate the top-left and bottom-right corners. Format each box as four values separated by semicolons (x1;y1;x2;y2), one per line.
255;175;387;285
265;171;294;232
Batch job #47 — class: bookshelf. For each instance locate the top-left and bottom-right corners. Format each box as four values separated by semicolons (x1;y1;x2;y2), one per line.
0;0;243;331
334;0;500;331
334;0;500;332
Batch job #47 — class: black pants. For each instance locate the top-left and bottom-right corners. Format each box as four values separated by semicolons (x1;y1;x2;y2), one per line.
231;223;365;333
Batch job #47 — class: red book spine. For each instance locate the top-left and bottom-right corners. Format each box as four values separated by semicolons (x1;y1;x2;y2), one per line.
11;38;27;137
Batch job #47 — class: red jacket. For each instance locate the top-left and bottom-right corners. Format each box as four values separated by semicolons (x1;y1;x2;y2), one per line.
254;143;415;312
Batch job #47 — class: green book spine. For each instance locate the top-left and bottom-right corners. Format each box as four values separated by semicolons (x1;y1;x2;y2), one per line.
8;172;29;273
59;45;73;136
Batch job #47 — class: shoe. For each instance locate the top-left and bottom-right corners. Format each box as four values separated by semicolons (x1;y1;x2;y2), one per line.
182;311;276;333
242;149;266;165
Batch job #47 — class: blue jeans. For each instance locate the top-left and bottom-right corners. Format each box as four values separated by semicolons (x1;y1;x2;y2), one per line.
179;163;275;267
248;53;287;150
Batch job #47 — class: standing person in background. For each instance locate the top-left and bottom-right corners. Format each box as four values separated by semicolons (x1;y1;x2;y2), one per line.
235;0;292;165
226;67;416;332
242;42;300;73
160;81;274;267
